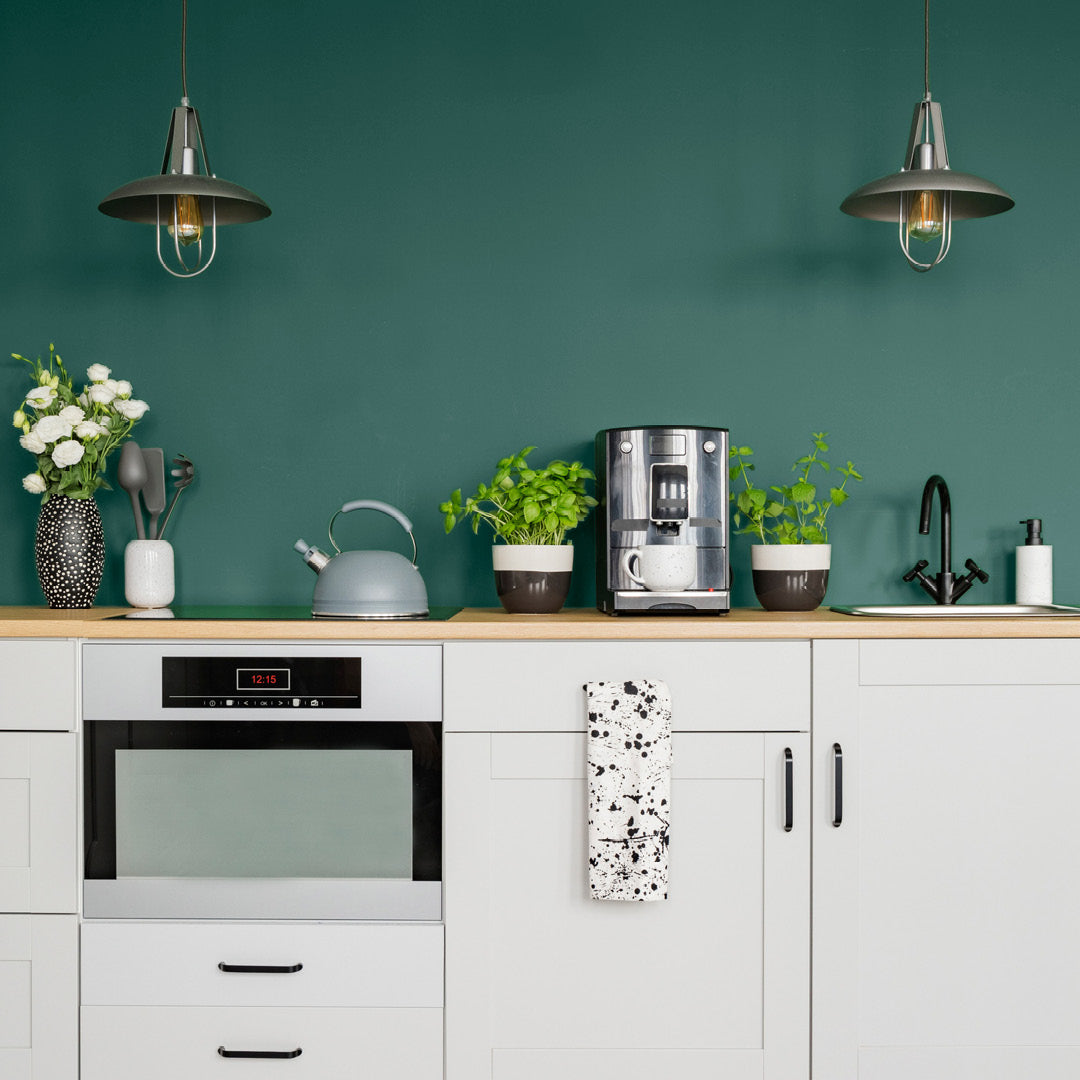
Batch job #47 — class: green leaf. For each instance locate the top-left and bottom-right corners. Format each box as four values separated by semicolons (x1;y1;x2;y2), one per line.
790;481;815;504
830;487;849;506
522;501;541;523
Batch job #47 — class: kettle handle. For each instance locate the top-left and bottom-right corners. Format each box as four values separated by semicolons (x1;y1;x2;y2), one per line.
329;500;418;563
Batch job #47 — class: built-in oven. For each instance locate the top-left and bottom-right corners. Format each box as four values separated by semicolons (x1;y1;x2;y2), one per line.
81;642;441;921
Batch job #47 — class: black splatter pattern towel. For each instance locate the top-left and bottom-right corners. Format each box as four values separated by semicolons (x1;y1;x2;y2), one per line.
584;678;671;902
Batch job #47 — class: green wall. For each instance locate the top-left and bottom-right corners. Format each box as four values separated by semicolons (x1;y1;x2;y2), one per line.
1;0;1073;610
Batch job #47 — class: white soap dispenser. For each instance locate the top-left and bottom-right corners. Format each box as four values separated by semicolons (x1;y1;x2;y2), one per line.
1016;518;1053;605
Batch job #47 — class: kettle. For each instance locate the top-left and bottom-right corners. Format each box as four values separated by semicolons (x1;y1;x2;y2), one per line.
294;500;429;619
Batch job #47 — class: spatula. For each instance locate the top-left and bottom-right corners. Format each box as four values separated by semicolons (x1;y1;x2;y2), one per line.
141;448;166;540
116;441;147;540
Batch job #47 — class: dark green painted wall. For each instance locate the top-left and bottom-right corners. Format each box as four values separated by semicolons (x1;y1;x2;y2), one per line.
0;0;1072;609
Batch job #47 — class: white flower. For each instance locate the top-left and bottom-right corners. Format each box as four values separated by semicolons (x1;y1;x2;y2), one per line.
88;383;116;404
74;420;107;439
51;439;85;468
114;398;149;420
20;430;47;454
58;404;85;424
114;380;133;398
22;473;46;494
87;364;111;382
25;385;56;409
77;392;89;408
34;415;73;443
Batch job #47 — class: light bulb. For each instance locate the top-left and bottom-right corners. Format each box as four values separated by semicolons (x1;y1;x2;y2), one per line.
167;194;204;246
907;189;943;242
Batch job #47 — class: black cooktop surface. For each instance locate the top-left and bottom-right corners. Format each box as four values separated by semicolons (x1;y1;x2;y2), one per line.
109;605;461;621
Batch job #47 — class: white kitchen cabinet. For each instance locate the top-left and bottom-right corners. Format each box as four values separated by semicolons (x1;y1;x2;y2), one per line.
0;732;78;914
0;915;78;1080
0;640;76;732
813;639;1080;1080
80;1005;442;1080
445;641;810;1080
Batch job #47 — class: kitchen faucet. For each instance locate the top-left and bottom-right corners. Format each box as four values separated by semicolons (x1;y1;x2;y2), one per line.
902;474;988;603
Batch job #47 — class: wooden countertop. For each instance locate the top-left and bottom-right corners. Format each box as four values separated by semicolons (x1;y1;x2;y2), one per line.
2;605;1080;639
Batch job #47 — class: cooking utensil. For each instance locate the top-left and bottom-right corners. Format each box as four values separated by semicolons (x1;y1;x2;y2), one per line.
116;441;148;540
157;454;194;539
294;500;429;619
141;448;166;540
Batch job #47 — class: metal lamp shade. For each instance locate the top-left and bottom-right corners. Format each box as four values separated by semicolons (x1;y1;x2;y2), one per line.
840;168;1014;222
99;173;270;225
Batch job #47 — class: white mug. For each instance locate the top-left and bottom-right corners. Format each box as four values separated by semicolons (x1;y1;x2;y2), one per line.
620;545;696;592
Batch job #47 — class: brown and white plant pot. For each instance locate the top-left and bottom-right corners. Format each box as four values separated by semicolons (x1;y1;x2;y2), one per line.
492;544;573;614
751;543;831;611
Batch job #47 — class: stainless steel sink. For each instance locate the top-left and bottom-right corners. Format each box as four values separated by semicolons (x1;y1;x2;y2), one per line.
831;604;1080;617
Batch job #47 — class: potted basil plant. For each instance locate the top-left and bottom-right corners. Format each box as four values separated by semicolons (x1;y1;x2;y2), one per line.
729;433;863;611
440;447;597;613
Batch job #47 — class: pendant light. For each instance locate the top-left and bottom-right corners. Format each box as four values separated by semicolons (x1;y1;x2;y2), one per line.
98;0;270;278
840;0;1013;272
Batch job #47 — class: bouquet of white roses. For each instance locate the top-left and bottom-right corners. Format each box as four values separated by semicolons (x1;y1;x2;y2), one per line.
13;344;149;502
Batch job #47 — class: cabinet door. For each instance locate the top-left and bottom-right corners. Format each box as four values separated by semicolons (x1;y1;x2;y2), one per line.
813;640;1080;1080
0;733;78;913
446;730;809;1080
0;915;78;1080
0;641;76;732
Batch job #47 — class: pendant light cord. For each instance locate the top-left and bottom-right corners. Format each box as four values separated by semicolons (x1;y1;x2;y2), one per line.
180;0;189;103
924;0;933;100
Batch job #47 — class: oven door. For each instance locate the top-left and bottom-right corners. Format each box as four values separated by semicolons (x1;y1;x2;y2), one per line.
83;717;441;920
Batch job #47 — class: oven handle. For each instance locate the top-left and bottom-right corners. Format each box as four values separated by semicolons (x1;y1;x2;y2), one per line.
218;962;303;974
218;1047;303;1059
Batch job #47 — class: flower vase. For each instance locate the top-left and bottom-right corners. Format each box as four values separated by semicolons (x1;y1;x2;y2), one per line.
35;494;105;608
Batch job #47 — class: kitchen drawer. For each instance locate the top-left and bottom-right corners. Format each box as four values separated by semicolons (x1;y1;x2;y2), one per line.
0;640;76;731
81;921;443;1007
444;640;809;732
858;638;1080;686
80;1005;443;1080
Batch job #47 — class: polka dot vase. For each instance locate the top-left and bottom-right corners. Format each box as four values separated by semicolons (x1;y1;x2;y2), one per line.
35;495;105;608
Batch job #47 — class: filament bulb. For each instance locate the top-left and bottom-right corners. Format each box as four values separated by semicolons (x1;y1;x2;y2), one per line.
907;190;944;242
168;194;204;246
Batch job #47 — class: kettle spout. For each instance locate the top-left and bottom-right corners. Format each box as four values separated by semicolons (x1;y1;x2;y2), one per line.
294;538;331;573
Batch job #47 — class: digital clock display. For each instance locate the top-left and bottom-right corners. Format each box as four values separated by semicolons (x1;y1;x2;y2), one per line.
236;668;291;691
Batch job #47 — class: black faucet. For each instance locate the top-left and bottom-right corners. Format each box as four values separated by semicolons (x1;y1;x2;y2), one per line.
902;474;988;603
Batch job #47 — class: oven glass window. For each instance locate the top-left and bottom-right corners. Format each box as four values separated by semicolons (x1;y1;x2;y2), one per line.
115;749;413;878
85;720;441;883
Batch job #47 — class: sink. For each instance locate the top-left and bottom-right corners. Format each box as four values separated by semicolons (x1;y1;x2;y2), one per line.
832;604;1080;617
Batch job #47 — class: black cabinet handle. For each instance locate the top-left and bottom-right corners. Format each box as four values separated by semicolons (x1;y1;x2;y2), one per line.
218;962;303;974
784;747;794;832
218;1047;303;1059
832;743;843;827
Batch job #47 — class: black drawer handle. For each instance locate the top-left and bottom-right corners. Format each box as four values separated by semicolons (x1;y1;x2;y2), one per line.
218;962;303;974
218;1047;303;1059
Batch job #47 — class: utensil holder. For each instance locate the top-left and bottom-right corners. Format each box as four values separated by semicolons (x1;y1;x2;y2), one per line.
124;539;175;608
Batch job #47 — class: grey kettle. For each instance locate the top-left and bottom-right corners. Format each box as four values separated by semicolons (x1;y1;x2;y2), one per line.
294;500;429;619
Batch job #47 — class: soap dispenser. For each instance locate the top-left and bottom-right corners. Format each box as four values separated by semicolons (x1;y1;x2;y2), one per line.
1016;518;1053;605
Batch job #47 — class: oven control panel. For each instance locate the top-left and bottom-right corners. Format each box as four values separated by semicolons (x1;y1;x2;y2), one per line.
162;656;362;709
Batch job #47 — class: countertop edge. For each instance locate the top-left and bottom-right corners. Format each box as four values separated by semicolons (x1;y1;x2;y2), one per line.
2;606;1080;639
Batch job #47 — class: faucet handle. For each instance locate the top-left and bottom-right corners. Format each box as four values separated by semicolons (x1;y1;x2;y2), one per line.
902;559;929;583
963;557;989;584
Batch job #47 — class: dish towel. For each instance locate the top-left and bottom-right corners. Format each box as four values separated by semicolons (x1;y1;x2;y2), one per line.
585;678;672;902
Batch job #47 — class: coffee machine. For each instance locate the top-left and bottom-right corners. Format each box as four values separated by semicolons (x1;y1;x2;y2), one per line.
595;426;730;614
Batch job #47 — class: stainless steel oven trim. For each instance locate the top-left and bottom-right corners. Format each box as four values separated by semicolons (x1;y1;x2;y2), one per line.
84;878;442;921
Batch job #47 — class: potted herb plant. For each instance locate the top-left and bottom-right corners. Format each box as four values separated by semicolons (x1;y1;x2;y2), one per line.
440;446;597;613
729;432;862;611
